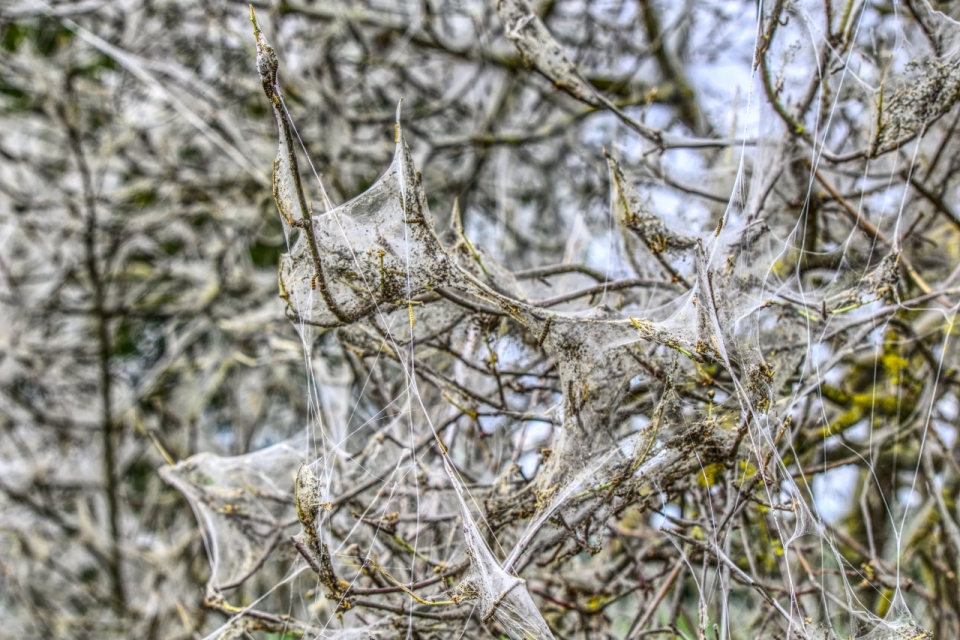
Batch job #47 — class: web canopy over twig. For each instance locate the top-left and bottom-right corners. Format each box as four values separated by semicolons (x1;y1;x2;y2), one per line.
155;2;960;639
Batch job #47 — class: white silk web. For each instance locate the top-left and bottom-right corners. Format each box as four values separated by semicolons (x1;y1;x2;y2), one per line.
160;2;960;638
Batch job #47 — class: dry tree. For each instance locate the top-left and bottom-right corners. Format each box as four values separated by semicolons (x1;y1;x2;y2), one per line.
2;1;960;639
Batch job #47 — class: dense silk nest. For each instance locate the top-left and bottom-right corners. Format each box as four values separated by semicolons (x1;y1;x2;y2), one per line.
155;3;960;638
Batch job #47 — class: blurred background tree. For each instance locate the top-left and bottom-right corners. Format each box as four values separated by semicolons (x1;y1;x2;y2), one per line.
1;0;959;638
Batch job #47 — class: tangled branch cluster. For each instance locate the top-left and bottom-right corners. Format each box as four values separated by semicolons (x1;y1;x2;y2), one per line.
2;1;960;639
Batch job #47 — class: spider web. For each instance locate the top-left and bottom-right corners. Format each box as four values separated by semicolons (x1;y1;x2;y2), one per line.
160;2;960;638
